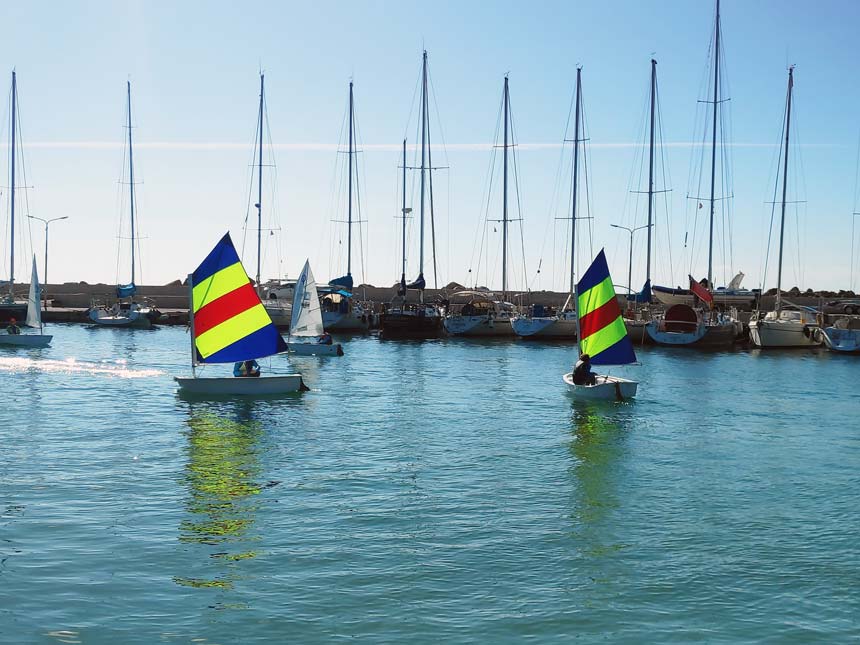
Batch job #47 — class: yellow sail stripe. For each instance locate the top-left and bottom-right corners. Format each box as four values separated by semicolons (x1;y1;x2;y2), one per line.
192;262;249;312
580;316;627;357
577;276;615;317
195;303;270;358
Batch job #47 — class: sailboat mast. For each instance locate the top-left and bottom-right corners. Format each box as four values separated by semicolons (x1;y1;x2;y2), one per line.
127;81;137;287
775;66;794;313
707;0;721;288
646;59;656;285
401;139;407;289
347;80;354;278
502;75;510;301
256;73;264;294
419;51;428;292
9;71;16;291
569;67;582;300
188;274;197;376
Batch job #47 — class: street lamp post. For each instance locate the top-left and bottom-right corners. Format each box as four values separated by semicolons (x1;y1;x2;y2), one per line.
28;215;69;310
611;223;650;298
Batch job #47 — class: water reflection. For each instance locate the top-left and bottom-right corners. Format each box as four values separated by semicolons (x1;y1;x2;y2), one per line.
174;402;269;592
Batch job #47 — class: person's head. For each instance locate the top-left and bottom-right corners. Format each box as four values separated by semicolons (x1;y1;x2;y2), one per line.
580;353;590;362
9;318;15;324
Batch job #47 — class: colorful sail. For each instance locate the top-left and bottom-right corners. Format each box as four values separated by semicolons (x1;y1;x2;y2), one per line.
577;249;636;366
191;232;287;363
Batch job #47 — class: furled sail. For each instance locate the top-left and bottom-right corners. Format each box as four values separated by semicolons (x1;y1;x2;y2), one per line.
406;274;426;291
116;283;137;298
577;249;636;366
290;260;326;338
328;273;354;290
626;279;651;303
191;232;287;363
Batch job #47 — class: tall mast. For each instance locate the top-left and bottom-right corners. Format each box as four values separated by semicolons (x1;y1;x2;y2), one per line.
256;73;264;294
569;67;582;300
418;51;428;294
9;71;17;291
127;81;137;286
347;80;354;278
775;66;794;313
401;139;408;291
707;0;721;288
502;75;510;301
646;59;656;285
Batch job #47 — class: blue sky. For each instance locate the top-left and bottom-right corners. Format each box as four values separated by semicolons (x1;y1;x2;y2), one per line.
1;0;859;293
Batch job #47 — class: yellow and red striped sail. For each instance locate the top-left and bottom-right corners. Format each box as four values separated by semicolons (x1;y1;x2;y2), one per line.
577;249;636;366
190;232;287;363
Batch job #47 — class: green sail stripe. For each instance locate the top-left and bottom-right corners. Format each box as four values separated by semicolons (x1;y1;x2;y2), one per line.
580;316;627;358
577;276;615;316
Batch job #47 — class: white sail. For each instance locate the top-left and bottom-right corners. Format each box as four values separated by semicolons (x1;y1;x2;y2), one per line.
289;260;325;338
25;255;41;330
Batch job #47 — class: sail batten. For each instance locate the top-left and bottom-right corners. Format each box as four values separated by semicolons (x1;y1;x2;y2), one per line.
577;249;636;366
191;233;286;363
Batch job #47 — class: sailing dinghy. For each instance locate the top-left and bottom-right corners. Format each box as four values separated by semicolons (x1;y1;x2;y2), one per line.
563;250;638;400
0;256;52;348
287;260;344;356
174;233;307;395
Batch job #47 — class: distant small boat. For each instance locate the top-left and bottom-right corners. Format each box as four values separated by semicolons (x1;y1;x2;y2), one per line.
89;81;158;329
174;232;306;396
651;274;757;308
563;250;638;400
286;260;344;357
0;256;52;348
819;318;860;354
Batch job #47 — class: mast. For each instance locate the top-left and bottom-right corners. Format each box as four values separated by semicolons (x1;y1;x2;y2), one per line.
256;73;264;295
188;274;197;377
418;51;428;299
775;66;794;313
401;139;408;292
126;81;137;287
347;80;354;279
9;71;16;292
569;67;582;300
502;75;510;301
707;0;721;288
646;59;656;285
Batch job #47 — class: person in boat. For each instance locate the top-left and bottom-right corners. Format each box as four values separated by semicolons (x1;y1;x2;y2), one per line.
572;353;596;386
6;318;21;335
317;333;333;345
233;360;260;377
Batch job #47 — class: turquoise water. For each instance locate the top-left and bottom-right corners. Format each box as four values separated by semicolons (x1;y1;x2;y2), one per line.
1;325;858;643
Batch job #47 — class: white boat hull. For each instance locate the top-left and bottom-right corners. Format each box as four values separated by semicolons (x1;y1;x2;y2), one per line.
265;300;293;328
563;372;638;400
287;341;344;356
645;321;737;347
88;307;153;328
652;289;755;308
174;374;307;395
624;318;653;345
511;315;577;339
0;333;52;348
444;315;515;337
323;310;370;332
749;318;820;348
819;327;860;353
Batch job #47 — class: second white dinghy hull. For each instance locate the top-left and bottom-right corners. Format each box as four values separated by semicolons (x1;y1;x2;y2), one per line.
174;375;308;396
0;333;52;348
287;342;344;356
563;373;638;400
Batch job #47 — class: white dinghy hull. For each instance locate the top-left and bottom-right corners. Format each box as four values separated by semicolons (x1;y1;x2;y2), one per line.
0;333;52;348
174;375;307;396
511;315;578;339
563;373;638;400
287;342;344;356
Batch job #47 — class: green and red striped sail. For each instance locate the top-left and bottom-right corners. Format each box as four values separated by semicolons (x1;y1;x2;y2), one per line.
577;249;636;366
190;232;287;364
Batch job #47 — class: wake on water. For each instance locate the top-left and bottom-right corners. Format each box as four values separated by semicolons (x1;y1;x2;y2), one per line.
0;356;164;379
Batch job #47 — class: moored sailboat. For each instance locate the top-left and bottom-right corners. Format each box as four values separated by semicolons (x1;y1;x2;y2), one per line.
749;67;821;348
88;82;158;328
174;232;306;395
563;250;638;400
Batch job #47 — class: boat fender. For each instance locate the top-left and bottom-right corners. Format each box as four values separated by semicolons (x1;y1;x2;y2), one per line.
803;325;812;339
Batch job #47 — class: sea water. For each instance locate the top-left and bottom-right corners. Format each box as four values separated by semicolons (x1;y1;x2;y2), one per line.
1;324;858;643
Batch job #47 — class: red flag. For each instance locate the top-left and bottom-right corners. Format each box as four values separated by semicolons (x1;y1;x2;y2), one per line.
689;275;714;306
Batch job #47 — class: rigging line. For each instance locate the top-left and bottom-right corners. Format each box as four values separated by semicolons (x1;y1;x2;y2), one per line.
507;94;529;294
761;87;789;291
655;75;675;286
355;104;368;287
240;80;262;268
469;93;503;287
322;91;349;280
579;80;595;266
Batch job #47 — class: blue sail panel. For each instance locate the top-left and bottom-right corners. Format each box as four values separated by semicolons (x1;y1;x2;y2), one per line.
626;279;652;303
406;274;426;290
328;274;354;290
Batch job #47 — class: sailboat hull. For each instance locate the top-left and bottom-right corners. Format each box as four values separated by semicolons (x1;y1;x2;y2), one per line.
511;315;577;339
624;318;654;345
0;333;52;348
323;310;370;332
265;300;293;328
379;311;443;339
174;374;307;396
749;316;820;348
287;341;344;356
444;315;515;337
563;373;638;400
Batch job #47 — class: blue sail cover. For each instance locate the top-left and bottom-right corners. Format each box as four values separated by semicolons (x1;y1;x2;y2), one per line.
626;279;651;303
116;283;137;298
328;274;354;290
406;274;426;290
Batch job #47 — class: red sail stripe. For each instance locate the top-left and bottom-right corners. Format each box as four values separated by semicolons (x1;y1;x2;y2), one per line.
194;282;261;337
579;297;622;340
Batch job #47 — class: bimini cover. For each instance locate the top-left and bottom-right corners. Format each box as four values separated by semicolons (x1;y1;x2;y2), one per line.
328;273;354;290
116;283;137;298
626;279;651;303
577;249;636;366
190;232;287;364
